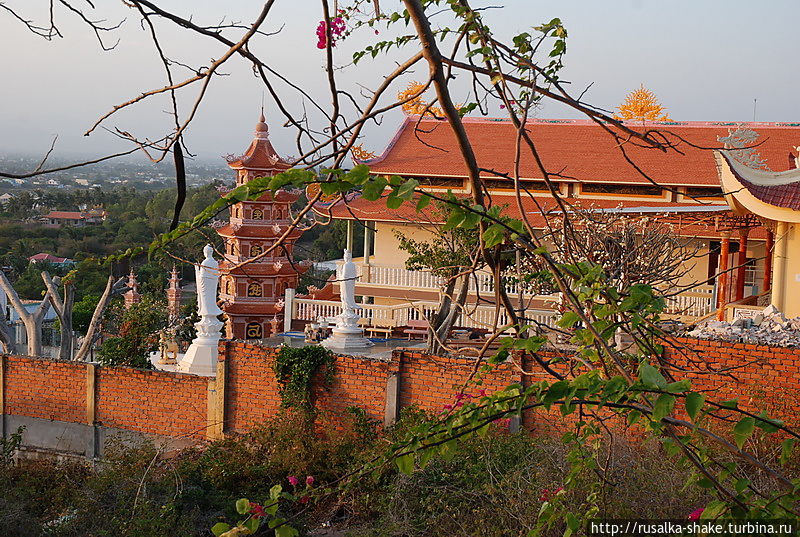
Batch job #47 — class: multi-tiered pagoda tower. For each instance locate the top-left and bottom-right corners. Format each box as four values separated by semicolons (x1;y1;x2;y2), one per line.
217;113;308;340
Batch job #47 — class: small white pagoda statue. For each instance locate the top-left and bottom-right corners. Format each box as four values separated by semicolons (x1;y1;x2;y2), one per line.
178;244;224;376
321;249;373;351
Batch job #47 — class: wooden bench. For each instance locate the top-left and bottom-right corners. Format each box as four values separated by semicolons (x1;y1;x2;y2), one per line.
402;319;430;340
366;319;397;338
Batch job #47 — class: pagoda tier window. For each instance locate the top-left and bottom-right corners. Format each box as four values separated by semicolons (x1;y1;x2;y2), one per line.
483;179;549;191
247;282;263;297
245;322;263;339
409;176;463;188
580;183;664;197
252;208;264;219
250;244;263;257
684;187;724;200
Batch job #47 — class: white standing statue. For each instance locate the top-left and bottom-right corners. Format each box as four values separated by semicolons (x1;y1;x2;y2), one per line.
178;244;224;376
321;249;373;351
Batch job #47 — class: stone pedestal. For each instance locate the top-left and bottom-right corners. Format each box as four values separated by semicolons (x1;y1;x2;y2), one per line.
321;309;373;351
177;315;222;376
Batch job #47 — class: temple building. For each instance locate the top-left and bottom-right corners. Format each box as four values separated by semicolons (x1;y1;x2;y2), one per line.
717;151;800;317
217;113;309;340
304;116;800;327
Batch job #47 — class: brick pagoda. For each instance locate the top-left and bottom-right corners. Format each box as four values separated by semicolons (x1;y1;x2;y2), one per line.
217;112;308;339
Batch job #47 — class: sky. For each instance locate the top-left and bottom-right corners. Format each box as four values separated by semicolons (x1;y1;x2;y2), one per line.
0;0;797;166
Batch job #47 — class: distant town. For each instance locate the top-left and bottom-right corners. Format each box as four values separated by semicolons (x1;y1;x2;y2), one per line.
0;153;230;193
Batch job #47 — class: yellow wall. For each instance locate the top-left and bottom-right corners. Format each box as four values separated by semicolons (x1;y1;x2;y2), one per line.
772;223;800;317
372;222;437;266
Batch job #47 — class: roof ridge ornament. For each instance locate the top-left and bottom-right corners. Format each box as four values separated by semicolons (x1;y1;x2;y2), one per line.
718;126;771;171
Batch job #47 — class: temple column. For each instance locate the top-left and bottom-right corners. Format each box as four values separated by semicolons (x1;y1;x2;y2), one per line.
763;230;774;294
716;231;731;320
346;219;354;251
363;221;373;265
771;222;788;310
734;229;749;302
362;221;373;283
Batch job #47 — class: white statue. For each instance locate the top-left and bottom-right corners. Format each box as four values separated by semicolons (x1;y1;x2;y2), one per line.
321;248;373;351
339;249;360;312
178;244;223;376
196;244;223;316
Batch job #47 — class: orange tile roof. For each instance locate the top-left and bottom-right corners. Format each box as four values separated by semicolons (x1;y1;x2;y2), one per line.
314;193;753;239
359;117;800;186
45;211;84;220
226;113;293;172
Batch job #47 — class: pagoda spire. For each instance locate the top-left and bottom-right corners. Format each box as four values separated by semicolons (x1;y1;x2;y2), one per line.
166;265;182;322
124;270;141;309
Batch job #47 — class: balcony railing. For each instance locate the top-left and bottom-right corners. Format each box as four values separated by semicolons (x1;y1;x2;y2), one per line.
343;261;537;298
293;298;558;331
662;286;715;318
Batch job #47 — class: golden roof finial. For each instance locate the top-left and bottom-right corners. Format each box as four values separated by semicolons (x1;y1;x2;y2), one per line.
614;84;671;122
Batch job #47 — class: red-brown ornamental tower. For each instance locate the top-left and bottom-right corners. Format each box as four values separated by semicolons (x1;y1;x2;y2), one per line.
217;113;309;340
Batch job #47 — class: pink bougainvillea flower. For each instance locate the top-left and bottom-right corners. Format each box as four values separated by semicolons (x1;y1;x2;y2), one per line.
299;495;310;504
249;502;266;519
688;508;704;521
306;475;315;486
288;476;299;486
477;389;487;397
442;404;453;411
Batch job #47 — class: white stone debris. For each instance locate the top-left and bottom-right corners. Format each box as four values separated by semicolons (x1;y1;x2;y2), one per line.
686;305;800;348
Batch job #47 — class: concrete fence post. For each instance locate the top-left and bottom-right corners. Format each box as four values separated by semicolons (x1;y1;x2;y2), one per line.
85;363;98;459
206;357;226;441
0;355;5;440
284;287;296;333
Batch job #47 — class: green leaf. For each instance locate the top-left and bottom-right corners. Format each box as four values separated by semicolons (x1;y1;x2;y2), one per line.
482;223;506;248
665;379;691;394
685;392;705;421
542;381;569;406
395;178;419;199
347;164;371;185
361;177;388;200
416;194;431;211
269;484;283;500
627;410;642;426
639;363;667;389
395;453;414;475
243;517;261;534
700;500;727;520
211;523;231;537
651;393;676;423
386;194;404;209
733;417;755;449
754;412;783;434
780;438;796;465
556;311;580;329
276;524;300;537
236;498;250;515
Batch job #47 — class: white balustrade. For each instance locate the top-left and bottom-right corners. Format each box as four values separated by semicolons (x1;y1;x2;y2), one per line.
293;298;557;331
663;286;715;318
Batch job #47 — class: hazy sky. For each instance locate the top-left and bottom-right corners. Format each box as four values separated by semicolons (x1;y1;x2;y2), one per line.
0;1;797;166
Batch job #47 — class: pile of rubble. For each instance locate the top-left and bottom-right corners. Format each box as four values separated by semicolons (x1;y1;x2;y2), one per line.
686;305;800;348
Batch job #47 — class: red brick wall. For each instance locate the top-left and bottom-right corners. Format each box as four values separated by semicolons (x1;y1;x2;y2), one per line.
95;367;208;439
5;337;800;444
221;341;282;431
315;354;391;423
4;355;86;423
395;350;518;413
664;338;800;426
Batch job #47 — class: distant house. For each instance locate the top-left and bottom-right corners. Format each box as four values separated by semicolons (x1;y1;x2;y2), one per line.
41;208;108;227
28;253;75;267
0;192;12;205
